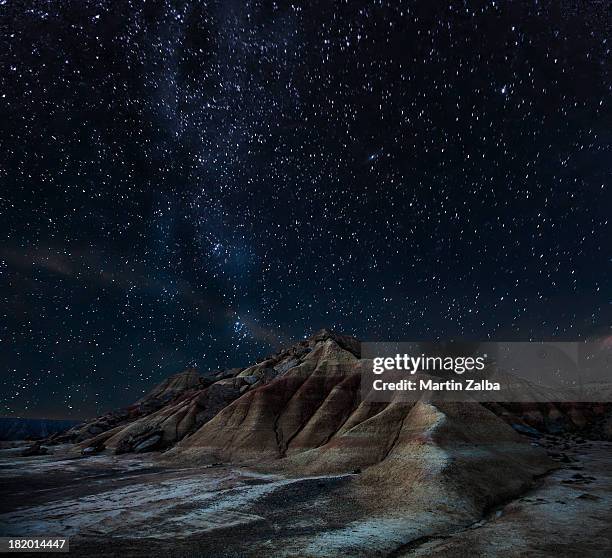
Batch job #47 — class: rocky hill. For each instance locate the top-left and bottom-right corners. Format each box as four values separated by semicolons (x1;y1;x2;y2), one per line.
46;330;612;461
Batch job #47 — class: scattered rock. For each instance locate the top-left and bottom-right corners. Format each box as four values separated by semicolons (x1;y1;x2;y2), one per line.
133;434;162;453
81;442;105;456
241;375;260;385
511;423;542;438
20;441;48;456
577;493;601;501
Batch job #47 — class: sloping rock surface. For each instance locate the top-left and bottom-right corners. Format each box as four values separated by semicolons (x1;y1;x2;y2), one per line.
47;367;208;447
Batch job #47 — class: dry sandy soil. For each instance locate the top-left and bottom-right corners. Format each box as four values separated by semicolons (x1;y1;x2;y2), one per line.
0;438;610;557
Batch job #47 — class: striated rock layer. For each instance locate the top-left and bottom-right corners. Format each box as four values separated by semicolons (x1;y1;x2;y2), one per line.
47;367;210;450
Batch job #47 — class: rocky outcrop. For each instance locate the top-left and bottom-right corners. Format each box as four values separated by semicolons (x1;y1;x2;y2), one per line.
170;337;359;462
20;441;49;457
51;329;610;463
87;376;248;454
134;367;206;406
48;367;209;446
485;401;612;439
68;329;363;455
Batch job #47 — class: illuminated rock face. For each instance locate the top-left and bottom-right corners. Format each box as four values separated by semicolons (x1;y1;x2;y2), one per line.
171;337;362;462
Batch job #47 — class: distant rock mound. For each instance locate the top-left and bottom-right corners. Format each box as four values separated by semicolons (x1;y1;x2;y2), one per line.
85;374;247;454
0;418;81;441
137;367;204;402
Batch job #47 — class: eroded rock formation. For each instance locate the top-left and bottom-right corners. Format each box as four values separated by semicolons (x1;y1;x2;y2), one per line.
52;330;610;468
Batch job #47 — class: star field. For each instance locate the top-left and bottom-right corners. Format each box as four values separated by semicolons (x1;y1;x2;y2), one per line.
1;1;610;418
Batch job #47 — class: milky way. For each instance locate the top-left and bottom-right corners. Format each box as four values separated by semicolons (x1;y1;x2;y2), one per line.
2;1;610;418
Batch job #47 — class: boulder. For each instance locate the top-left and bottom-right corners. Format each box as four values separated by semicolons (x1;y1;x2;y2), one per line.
20;441;48;457
133;434;162;453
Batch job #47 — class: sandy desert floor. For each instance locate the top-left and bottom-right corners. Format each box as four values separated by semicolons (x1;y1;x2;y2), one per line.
0;439;610;557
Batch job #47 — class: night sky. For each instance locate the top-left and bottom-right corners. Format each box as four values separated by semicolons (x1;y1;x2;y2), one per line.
2;1;610;419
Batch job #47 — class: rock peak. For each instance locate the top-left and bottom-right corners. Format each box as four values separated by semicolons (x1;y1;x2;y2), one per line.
308;328;360;357
139;367;205;404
